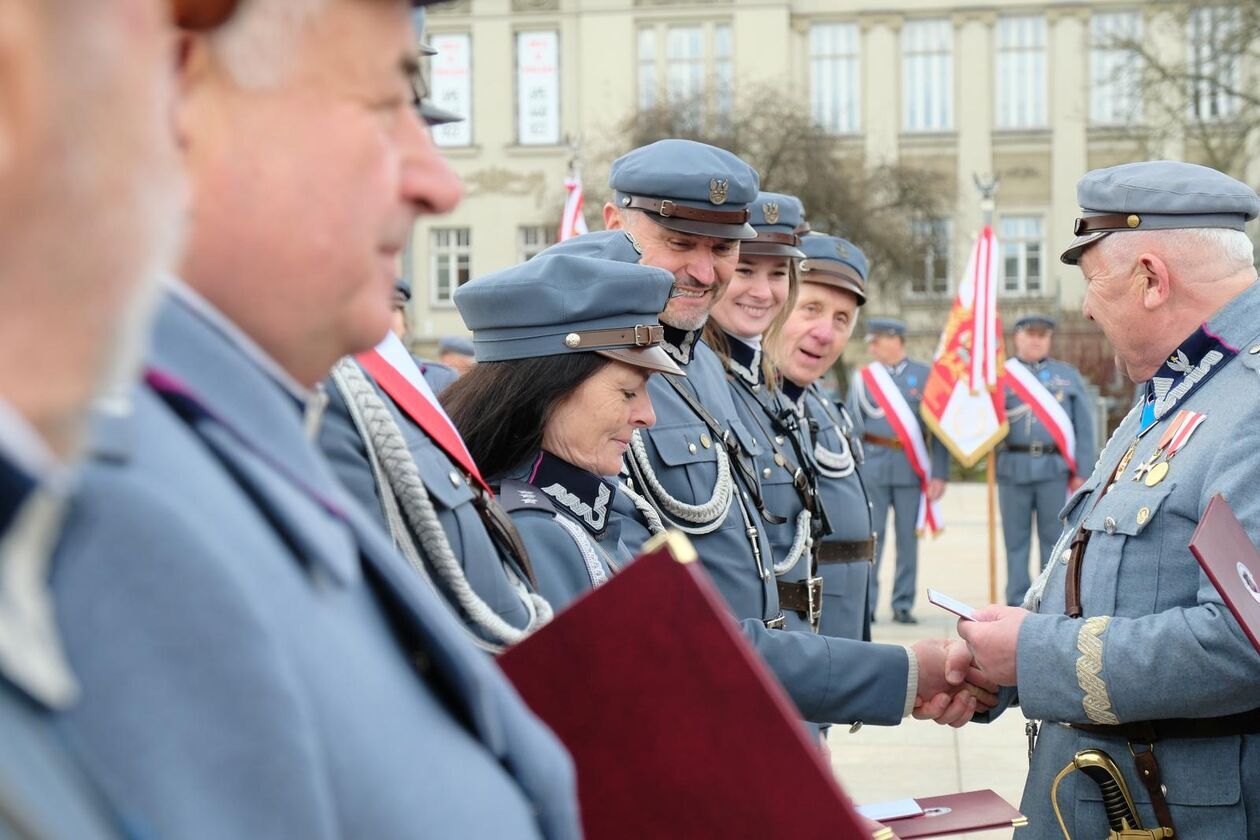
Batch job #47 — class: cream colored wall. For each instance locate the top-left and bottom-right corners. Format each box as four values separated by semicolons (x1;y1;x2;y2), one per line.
407;0;1171;349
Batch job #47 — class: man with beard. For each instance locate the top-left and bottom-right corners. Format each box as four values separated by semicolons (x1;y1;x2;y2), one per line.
48;1;579;837
0;0;234;835
541;139;989;732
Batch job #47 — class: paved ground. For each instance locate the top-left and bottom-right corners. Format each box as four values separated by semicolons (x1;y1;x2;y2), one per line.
826;481;1041;839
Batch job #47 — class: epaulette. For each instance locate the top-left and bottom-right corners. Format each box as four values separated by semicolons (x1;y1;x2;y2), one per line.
496;479;556;515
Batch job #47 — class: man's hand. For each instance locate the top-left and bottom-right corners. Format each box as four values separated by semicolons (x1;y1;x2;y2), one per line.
909;639;995;727
956;606;1030;687
1068;476;1086;494
927;478;946;502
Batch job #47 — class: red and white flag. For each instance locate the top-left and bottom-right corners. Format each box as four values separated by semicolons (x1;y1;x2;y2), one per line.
920;224;1008;468
559;174;588;241
861;363;943;536
1003;358;1078;478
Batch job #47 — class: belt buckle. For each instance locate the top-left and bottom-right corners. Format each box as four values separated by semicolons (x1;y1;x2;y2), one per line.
807;576;824;629
1029;440;1044;457
765;613;786;630
658;199;676;218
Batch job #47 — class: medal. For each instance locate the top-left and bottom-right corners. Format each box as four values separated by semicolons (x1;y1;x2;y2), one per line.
1144;461;1170;486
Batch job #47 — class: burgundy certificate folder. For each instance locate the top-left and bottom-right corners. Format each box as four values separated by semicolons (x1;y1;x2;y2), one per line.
1189;493;1260;654
498;532;889;840
880;790;1027;838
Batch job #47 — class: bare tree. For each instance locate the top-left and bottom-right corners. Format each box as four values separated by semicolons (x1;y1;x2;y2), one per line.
583;85;954;291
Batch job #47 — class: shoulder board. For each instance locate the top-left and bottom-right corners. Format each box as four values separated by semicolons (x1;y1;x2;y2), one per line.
496;479;556;515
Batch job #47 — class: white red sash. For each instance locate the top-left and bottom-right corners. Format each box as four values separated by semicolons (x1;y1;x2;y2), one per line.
860;363;942;535
1002;358;1078;478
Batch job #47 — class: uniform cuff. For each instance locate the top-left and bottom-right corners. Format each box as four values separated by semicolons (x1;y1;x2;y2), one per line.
901;645;919;718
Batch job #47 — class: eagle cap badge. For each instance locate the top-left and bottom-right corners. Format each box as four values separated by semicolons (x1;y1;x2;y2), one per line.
763;202;780;225
709;178;729;205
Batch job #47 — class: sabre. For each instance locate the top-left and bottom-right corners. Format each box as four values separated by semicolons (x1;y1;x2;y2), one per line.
1049;749;1174;839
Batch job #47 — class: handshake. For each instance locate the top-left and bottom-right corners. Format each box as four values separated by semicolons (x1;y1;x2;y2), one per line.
907;604;1031;727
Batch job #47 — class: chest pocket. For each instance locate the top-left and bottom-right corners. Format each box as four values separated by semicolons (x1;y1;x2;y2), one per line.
641;422;742;533
1076;483;1175;617
413;444;476;511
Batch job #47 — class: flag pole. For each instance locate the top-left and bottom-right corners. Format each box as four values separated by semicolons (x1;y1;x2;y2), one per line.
975;174;1000;605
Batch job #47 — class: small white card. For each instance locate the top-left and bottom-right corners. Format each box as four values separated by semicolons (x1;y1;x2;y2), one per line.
857;798;924;822
927;588;978;621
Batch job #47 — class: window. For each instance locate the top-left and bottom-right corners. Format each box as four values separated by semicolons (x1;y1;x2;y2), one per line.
1090;11;1143;126
637;22;734;125
1000;216;1043;296
431;228;471;305
516;31;560;145
637;29;656;110
518;226;557;262
909;218;952;296
428;33;472;147
995;16;1046;129
809;22;860;134
902;19;953;132
1189;6;1241;122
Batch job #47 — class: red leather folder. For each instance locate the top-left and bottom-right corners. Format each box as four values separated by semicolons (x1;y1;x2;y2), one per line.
880;790;1027;838
1189;493;1260;655
498;532;889;840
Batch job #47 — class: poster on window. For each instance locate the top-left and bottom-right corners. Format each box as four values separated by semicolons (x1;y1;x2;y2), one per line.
516;31;560;146
430;33;471;147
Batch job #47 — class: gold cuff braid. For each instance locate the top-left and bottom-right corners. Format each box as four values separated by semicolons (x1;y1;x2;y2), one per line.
1075;615;1120;725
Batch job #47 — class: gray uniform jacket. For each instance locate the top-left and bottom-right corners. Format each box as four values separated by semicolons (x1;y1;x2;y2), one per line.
997;358;1096;484
418;358;460;395
319;365;538;643
718;335;821;636
50;289;580;840
798;383;874;642
621;328;911;727
987;281;1260;838
847;359;950;486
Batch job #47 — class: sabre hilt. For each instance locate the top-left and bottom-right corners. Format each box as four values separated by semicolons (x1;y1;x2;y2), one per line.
1074;750;1141;833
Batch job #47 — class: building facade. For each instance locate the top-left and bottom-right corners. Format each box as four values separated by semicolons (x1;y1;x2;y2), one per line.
407;0;1253;355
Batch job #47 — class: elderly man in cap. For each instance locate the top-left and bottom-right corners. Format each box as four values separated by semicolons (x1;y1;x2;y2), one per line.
997;315;1096;607
542;140;987;733
772;233;877;643
0;0;234;835
48;0;580;837
960;161;1260;838
848;318;950;624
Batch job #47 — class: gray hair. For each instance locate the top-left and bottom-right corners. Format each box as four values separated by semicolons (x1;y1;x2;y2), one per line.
1096;227;1255;276
204;0;330;89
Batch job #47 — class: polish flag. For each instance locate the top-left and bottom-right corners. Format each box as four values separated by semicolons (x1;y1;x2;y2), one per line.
559;174;589;241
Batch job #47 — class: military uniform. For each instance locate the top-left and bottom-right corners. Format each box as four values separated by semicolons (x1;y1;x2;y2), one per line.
988;162;1260;838
51;283;580;839
789;233;879;643
847;320;950;621
998;317;1097;606
540;141;913;728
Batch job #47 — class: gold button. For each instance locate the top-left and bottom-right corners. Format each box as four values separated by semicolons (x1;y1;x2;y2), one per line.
688;443;697;454
763;467;772;479
1136;506;1151;525
1126;214;1141;228
700;433;712;449
449;470;462;487
564;333;581;348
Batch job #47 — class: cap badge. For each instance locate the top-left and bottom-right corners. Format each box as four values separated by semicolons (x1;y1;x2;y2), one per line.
835;241;851;259
763;202;780;225
709;178;729;205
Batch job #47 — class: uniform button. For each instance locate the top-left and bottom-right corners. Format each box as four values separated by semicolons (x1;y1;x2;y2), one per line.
775;436;785;445
1060;549;1070;565
849;721;863;734
763;467;772;479
700;433;712;449
688;443;697;454
448;470;461;487
752;384;762;393
1250;344;1260;355
1104;516;1117;535
1136;506;1150;525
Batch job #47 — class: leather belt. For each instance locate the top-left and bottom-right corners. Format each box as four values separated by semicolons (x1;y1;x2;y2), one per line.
763;613;786;630
562;324;663;351
1004;441;1058;456
777;577;823;627
817;538;875;565
863;433;903;450
622;195;750;225
752;231;798;246
1074;212;1143;235
1069;708;1260;741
